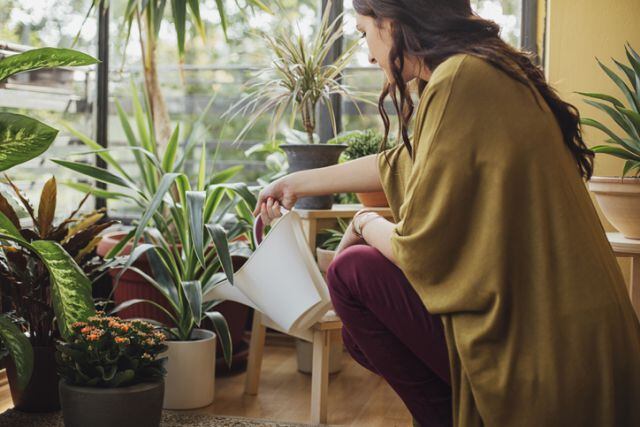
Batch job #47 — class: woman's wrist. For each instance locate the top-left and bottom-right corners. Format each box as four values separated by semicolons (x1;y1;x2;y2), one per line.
353;212;382;238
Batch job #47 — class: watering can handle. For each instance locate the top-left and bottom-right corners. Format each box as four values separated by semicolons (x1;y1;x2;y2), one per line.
252;205;290;247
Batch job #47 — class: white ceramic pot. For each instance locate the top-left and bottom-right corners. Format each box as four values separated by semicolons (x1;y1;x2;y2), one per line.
162;329;216;409
588;177;640;239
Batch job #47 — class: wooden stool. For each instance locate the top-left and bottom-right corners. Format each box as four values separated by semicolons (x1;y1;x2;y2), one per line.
244;310;342;424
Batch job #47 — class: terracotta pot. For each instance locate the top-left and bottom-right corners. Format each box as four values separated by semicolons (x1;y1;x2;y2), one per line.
59;379;164;427
281;144;347;209
356;191;388;207
162;329;216;409
588;177;640;239
316;247;337;275
6;345;60;412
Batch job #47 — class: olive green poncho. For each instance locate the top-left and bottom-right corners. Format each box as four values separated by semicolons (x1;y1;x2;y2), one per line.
377;53;640;426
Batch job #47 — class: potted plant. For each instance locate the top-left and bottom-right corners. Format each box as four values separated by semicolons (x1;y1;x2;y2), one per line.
108;175;250;408
226;2;373;209
0;176;116;411
581;43;640;239
330;129;392;207
57;85;256;371
0;47;101;412
57;314;167;427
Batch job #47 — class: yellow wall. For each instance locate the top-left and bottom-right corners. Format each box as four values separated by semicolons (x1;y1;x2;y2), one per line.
544;0;640;281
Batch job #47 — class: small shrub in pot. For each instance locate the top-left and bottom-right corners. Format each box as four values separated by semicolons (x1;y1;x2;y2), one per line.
56;314;167;427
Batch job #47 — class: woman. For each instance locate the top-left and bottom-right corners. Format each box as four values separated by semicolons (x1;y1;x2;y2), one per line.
253;1;640;426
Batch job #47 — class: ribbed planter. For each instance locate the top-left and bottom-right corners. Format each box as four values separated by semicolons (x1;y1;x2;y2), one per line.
6;345;60;412
356;191;388;207
59;379;164;427
588;176;640;239
281;144;347;209
162;329;217;409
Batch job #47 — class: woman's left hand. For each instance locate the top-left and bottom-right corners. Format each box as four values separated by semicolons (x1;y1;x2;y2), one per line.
335;221;365;256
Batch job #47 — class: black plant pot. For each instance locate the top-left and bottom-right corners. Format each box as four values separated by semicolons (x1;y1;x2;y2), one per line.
59;379;164;427
6;345;60;412
280;144;347;209
281;143;347;209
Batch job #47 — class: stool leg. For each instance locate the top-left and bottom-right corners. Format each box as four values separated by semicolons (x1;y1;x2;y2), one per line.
245;311;266;395
311;329;330;424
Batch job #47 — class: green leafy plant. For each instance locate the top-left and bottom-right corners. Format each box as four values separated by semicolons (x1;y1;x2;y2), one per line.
79;0;273;147
0;176;116;346
319;218;349;251
56;314;167;388
0;48;98;172
579;43;640;177
0;47;99;390
329;129;392;161
226;1;373;145
54;89;258;365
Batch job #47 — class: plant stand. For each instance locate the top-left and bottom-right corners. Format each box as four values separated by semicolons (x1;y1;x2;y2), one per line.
607;232;640;320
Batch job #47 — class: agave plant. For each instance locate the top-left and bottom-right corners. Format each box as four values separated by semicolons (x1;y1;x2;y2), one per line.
226;1;373;145
579;43;640;177
53;86;257;365
0;176;117;347
0;47;99;390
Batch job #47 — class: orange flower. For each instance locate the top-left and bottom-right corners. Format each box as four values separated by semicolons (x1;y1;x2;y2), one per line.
114;337;129;344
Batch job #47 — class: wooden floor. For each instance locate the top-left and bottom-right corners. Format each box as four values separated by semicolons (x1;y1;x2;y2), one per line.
0;342;412;426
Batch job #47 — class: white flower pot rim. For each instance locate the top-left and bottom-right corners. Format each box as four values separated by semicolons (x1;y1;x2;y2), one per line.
167;328;216;345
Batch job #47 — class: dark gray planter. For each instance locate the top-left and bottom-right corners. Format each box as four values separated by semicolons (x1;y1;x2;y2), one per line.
281;143;347;209
59;379;164;427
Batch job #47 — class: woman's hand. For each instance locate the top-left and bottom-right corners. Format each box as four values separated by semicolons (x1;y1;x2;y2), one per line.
253;175;298;226
335;221;366;256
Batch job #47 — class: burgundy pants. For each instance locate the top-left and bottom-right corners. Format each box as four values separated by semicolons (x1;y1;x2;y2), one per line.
326;245;453;427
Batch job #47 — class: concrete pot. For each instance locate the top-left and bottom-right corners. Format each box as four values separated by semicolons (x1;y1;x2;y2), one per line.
295;338;343;374
588;177;640;239
356;191;389;207
59;379;164;427
162;329;216;409
281;144;347;209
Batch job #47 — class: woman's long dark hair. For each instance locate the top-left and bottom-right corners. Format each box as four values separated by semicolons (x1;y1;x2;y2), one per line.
354;0;594;179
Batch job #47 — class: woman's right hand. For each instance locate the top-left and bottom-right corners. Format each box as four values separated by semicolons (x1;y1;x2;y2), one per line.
253;175;298;226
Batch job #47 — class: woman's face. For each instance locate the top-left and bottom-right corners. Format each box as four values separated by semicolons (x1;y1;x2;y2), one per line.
355;13;431;84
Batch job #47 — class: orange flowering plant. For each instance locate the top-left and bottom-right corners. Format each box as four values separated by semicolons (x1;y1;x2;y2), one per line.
55;313;167;388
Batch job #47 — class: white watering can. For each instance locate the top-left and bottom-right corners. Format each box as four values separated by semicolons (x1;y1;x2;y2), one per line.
203;207;332;341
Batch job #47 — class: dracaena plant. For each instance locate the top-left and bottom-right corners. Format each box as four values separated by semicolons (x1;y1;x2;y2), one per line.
579;43;640;177
0;47;99;391
225;0;373;145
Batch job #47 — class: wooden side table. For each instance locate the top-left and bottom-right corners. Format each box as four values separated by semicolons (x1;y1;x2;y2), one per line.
244;203;393;424
294;203;394;253
607;232;640;320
